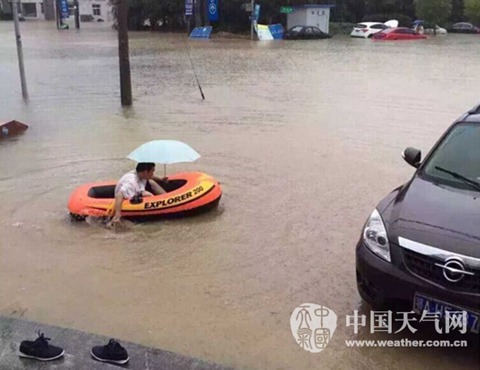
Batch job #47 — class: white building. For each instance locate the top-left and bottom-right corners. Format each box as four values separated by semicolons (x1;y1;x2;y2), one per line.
4;0;113;22
0;0;55;20
78;0;113;22
287;4;335;34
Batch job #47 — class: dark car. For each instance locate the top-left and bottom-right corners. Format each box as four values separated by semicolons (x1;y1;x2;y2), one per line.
449;22;480;34
356;104;480;334
283;26;332;40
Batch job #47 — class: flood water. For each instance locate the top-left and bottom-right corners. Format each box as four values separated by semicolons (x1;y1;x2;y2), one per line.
1;21;479;369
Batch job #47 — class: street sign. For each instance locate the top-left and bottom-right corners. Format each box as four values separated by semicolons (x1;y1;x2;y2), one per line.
59;0;69;18
280;6;294;14
208;0;218;21
185;0;193;16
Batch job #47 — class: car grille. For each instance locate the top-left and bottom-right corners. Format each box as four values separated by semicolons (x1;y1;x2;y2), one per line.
403;249;480;295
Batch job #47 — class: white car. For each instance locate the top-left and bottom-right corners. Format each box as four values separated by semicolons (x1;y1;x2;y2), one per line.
424;25;447;35
350;20;398;38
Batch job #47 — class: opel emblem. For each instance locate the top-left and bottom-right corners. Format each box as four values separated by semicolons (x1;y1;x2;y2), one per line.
441;258;466;282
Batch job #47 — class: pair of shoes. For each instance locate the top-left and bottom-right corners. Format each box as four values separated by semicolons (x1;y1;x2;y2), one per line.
19;332;129;365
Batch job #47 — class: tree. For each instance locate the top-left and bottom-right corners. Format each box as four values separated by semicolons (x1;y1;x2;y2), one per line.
464;0;480;24
450;0;465;22
415;0;452;34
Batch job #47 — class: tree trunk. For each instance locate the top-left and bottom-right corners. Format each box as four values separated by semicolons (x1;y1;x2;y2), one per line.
195;0;202;27
204;0;210;26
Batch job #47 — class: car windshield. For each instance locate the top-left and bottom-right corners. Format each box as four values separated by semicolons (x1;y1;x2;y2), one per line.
422;122;480;190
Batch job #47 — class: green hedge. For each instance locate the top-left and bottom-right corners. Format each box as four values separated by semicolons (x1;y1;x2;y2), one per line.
329;22;357;35
0;10;13;20
362;13;413;27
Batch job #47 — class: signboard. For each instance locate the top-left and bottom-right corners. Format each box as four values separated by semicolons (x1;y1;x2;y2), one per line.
185;0;193;16
253;4;260;23
59;0;69;18
189;26;213;39
208;0;218;22
256;24;273;41
280;6;294;14
268;24;285;39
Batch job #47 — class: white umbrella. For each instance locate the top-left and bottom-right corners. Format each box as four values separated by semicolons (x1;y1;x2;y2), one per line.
127;140;201;176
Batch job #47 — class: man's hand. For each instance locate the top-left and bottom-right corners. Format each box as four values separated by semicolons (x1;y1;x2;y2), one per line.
106;214;121;229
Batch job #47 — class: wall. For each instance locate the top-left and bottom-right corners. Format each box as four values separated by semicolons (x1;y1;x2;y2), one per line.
79;0;113;22
287;9;307;30
306;7;330;33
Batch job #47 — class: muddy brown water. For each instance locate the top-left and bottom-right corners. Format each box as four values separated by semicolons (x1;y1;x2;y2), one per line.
1;21;479;369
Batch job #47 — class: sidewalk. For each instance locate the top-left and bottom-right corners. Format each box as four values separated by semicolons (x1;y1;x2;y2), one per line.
0;315;234;370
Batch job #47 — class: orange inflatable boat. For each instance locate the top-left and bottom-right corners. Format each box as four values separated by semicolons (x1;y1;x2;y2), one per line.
68;172;222;221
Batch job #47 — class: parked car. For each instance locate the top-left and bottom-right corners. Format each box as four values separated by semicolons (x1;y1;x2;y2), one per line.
424;25;447;34
412;20;447;35
283;26;331;40
356;103;480;334
350;20;398;38
372;27;428;40
449;22;480;34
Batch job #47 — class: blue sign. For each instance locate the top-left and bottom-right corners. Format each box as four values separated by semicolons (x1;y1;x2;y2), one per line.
189;26;213;39
268;24;285;40
185;0;193;16
208;0;218;22
253;4;260;23
59;0;69;18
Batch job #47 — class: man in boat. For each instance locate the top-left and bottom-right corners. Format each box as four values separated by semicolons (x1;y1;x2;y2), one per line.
109;162;166;225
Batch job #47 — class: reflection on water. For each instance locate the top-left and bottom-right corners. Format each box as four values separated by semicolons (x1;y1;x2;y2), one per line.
1;21;479;369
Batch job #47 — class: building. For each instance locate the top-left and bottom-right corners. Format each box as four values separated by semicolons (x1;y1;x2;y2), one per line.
1;0;55;20
1;0;113;22
78;0;113;22
287;4;335;34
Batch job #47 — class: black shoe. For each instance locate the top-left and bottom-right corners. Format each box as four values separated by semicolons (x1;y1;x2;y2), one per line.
90;339;129;365
19;331;65;361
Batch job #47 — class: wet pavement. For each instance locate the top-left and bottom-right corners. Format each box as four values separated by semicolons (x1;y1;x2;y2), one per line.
0;315;233;369
1;20;480;369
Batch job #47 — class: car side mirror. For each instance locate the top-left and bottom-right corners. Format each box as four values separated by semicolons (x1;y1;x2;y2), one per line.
402;147;421;168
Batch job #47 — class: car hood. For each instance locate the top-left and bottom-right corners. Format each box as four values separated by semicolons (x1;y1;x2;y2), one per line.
384;177;480;258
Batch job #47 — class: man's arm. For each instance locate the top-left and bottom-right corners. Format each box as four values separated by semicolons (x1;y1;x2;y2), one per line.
112;192;125;222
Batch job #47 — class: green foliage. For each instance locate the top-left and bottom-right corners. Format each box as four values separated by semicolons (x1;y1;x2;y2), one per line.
450;0;465;22
362;13;412;26
415;0;453;25
0;9;14;20
464;0;480;24
111;0;461;32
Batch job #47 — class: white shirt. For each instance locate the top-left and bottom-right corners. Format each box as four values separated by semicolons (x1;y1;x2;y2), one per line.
114;170;147;199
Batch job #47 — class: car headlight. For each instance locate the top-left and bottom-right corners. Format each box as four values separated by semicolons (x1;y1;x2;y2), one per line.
363;209;391;262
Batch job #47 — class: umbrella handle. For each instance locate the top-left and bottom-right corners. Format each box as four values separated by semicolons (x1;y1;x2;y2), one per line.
164;164;167;178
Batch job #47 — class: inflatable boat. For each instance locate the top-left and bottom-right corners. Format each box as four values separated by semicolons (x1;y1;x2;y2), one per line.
68;172;222;221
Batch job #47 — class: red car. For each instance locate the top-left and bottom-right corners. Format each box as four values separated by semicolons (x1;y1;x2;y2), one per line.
372;27;428;40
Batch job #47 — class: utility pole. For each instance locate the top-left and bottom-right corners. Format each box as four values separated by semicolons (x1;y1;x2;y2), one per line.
73;0;80;29
250;0;255;40
12;0;28;100
117;0;132;106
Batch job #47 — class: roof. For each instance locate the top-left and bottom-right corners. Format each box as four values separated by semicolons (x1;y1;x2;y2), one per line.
292;4;335;8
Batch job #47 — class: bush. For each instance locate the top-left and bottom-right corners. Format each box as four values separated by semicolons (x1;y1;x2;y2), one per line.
0;10;14;20
362;13;412;27
329;22;357;35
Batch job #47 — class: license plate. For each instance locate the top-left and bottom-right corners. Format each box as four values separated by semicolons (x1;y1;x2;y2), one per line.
413;293;479;333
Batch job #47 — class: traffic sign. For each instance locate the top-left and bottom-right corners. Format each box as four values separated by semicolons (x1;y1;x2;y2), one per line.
280;6;294;14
